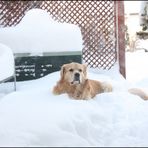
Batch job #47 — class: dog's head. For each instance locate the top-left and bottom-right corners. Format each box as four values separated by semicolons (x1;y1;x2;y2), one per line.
60;62;87;85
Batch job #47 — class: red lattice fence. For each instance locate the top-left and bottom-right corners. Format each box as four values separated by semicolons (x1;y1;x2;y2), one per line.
0;1;125;77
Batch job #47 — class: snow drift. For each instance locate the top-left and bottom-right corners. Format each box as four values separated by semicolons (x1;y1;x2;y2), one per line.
0;67;148;147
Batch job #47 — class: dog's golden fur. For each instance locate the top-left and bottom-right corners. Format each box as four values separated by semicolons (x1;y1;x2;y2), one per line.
128;88;148;100
53;62;112;100
53;62;148;100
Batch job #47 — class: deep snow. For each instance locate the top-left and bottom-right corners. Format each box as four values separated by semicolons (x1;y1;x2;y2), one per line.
0;62;148;146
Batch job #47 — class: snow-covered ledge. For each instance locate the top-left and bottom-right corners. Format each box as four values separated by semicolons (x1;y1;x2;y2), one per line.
0;9;83;56
0;43;15;82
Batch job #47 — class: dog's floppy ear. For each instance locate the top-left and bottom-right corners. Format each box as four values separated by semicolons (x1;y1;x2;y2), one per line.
82;63;87;77
60;64;66;80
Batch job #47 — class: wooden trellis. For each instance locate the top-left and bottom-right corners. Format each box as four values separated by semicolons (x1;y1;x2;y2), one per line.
0;1;125;77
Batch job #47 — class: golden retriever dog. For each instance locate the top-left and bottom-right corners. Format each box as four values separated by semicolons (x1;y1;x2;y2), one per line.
53;62;148;100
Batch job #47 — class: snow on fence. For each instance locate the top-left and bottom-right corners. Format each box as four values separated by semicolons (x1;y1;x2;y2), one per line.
0;1;125;77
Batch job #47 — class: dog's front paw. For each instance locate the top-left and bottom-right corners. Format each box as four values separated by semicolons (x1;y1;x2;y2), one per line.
52;86;60;95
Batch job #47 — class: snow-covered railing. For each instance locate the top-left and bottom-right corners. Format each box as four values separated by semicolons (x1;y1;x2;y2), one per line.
0;43;16;90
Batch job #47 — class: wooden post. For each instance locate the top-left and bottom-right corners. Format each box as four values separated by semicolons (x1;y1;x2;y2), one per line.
116;1;126;78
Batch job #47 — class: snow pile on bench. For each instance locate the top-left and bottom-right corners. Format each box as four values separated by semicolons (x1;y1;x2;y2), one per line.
0;9;83;54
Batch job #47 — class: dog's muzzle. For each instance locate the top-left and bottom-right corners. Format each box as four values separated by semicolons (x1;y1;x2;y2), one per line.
71;73;80;84
74;73;80;81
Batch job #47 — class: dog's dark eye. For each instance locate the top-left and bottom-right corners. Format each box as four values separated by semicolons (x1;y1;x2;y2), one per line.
69;68;74;72
79;69;82;72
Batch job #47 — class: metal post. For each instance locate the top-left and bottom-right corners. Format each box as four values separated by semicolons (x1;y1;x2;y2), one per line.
14;74;16;91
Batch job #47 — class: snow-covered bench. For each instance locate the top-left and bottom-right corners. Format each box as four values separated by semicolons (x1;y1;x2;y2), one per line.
0;43;16;90
0;9;83;81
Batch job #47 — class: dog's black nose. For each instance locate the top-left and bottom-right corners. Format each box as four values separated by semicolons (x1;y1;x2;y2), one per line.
74;73;80;81
75;73;80;77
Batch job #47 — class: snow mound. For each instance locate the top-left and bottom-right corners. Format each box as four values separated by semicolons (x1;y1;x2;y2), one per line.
0;70;148;146
0;8;83;54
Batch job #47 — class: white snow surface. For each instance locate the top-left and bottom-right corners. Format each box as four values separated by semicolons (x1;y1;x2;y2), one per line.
126;50;148;83
0;9;83;54
0;43;14;81
0;62;148;147
0;7;148;147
